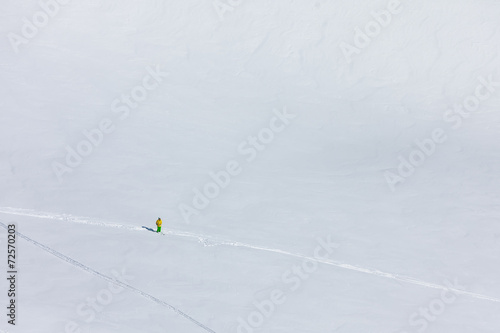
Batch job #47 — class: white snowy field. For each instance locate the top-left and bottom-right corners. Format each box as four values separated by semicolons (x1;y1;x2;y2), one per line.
1;0;500;332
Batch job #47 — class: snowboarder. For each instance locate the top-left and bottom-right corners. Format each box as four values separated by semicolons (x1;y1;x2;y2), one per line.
156;218;162;233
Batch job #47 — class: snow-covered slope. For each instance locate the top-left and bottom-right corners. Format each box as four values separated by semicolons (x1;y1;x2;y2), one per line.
1;0;500;332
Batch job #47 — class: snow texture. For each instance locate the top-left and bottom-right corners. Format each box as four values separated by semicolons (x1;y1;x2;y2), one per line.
1;0;500;332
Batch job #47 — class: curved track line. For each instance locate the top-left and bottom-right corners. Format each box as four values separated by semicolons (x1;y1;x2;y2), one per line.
0;221;216;333
2;207;500;304
212;240;500;303
0;207;144;231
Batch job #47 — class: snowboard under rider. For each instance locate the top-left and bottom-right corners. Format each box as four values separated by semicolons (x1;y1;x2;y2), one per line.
156;218;162;233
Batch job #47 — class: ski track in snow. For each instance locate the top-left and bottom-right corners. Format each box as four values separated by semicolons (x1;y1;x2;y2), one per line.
0;220;217;333
1;207;500;305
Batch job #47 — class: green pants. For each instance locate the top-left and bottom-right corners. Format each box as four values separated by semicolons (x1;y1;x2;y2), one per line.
157;226;161;233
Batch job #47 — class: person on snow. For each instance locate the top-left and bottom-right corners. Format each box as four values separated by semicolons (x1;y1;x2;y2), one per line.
156;217;162;233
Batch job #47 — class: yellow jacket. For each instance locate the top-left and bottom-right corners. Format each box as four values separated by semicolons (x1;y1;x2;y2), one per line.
156;219;162;227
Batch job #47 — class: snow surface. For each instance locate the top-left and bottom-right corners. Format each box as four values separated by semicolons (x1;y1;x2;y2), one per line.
1;0;500;332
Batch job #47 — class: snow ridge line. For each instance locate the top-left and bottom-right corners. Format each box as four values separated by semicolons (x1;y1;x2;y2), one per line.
0;221;217;333
2;207;500;304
